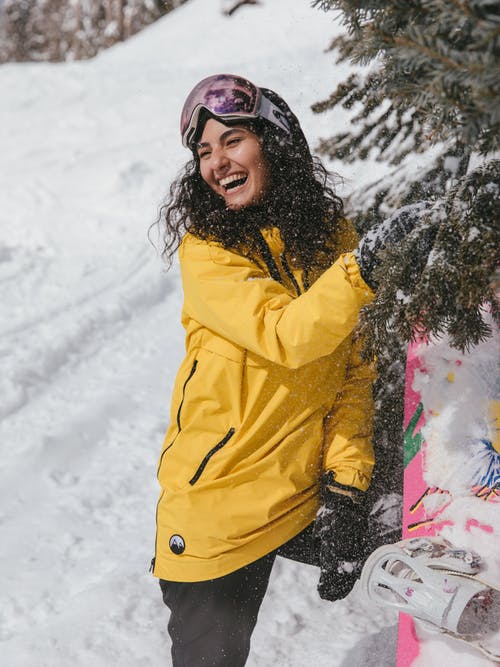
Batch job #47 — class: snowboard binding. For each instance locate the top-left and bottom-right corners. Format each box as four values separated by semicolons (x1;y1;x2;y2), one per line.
360;536;500;650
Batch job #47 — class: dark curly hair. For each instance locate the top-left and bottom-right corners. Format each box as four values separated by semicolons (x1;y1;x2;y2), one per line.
154;87;344;280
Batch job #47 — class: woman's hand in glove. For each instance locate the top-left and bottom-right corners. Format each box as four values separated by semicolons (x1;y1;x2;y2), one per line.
315;474;369;601
354;200;438;290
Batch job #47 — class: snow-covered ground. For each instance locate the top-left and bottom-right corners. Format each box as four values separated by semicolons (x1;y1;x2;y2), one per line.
1;1;497;665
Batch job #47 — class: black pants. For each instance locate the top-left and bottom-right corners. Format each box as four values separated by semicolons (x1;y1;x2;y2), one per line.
159;524;319;667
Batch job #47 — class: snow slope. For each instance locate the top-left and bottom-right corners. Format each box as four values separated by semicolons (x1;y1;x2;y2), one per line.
5;0;494;665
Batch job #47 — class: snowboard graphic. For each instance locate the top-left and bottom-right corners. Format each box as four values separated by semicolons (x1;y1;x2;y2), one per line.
396;333;500;666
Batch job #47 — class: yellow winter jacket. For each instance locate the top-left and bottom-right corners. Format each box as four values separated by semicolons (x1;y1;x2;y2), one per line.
153;222;376;582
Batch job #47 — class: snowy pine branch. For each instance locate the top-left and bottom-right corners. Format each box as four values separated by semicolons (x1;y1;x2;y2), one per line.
314;0;499;351
360;160;500;354
312;0;500;155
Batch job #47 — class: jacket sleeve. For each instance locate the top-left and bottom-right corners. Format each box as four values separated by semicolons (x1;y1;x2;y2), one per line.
322;334;377;491
179;234;373;369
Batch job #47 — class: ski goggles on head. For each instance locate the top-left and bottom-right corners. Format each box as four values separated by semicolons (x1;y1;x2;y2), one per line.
180;73;291;148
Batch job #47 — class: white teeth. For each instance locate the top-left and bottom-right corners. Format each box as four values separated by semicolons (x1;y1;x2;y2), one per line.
219;173;246;187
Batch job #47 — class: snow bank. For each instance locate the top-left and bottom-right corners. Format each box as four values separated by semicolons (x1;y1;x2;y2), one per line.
0;1;399;665
11;0;499;664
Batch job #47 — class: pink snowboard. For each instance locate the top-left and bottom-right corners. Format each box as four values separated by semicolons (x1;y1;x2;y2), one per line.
396;340;500;666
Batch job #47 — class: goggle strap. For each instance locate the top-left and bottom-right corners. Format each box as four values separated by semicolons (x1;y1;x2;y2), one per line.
259;94;291;135
182;94;291;147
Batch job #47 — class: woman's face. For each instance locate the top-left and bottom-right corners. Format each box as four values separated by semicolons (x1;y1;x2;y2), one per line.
196;118;270;210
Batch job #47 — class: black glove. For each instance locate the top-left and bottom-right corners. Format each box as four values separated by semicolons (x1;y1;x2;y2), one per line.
355;201;435;290
315;473;369;601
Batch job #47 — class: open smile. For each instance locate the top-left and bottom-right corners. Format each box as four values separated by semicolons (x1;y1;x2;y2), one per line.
218;172;248;192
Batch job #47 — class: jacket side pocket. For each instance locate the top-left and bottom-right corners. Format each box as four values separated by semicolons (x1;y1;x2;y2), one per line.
188;428;236;485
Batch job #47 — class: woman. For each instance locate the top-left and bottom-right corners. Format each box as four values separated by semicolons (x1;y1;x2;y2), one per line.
152;73;385;666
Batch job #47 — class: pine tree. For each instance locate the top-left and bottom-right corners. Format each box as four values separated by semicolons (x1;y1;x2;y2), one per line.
311;0;499;516
312;0;500;352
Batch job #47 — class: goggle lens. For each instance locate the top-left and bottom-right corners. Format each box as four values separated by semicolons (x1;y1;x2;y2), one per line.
180;74;290;147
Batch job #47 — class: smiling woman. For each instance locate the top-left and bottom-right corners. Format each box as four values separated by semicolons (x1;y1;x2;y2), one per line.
152;73;378;666
197;122;270;210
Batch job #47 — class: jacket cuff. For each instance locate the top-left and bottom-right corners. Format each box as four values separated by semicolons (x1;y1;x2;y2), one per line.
342;252;374;296
323;472;365;503
325;466;372;492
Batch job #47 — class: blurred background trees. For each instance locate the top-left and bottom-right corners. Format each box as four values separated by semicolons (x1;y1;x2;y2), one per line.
0;0;187;63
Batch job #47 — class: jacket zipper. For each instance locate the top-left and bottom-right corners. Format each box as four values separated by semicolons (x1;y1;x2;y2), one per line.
157;359;198;476
280;253;302;295
258;230;308;294
176;359;198;430
188;427;236;486
152;360;198;572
